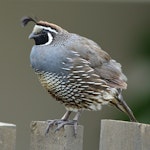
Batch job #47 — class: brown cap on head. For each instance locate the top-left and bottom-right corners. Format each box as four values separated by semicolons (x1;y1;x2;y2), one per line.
37;21;63;32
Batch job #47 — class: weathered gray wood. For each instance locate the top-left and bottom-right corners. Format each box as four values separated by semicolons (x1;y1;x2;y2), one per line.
30;121;84;150
0;122;16;150
99;119;150;150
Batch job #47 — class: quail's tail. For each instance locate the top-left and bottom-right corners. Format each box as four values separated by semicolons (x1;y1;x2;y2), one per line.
112;91;137;122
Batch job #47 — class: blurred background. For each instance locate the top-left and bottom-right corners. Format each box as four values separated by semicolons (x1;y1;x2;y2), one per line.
0;1;150;150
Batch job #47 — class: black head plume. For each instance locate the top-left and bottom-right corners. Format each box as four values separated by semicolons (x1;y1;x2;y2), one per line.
21;16;37;27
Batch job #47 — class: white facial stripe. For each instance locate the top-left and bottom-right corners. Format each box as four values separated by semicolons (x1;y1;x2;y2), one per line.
44;32;53;46
33;25;58;34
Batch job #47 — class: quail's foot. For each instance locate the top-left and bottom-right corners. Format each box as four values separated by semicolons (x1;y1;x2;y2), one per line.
45;111;80;136
45;119;78;136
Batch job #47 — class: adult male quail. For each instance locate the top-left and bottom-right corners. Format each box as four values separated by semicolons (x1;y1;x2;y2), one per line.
22;16;137;134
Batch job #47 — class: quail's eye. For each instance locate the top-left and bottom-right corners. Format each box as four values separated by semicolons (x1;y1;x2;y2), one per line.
41;29;47;34
42;29;46;32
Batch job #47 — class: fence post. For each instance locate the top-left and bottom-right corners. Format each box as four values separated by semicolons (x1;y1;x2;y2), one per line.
30;121;84;150
99;119;150;150
0;122;16;150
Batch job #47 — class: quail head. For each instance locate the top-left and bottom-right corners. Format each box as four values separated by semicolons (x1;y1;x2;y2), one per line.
22;16;137;134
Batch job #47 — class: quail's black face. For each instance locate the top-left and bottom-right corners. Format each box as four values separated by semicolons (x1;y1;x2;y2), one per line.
29;29;49;45
29;25;58;46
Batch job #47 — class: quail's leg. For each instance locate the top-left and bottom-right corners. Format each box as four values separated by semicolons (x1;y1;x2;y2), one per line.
72;111;81;135
46;110;72;134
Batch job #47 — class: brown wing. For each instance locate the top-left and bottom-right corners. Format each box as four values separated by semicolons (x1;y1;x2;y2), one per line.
67;34;127;90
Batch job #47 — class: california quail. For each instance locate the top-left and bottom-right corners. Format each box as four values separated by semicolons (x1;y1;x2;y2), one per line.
22;16;137;134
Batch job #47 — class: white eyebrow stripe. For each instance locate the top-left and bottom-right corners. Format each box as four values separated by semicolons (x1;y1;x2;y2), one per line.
33;25;58;34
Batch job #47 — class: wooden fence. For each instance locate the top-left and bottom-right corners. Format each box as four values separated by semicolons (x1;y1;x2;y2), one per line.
0;122;16;150
1;120;150;150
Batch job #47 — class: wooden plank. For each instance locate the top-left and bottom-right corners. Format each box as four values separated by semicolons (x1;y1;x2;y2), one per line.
30;121;84;150
0;122;16;150
140;122;150;149
99;119;150;150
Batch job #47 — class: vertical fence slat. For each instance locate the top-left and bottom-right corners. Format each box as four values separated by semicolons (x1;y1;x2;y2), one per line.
30;121;84;150
140;122;150;149
0;122;16;150
99;119;150;150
